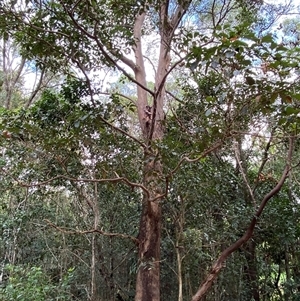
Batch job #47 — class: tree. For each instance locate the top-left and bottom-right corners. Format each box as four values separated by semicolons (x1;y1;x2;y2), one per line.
0;0;300;300
0;36;57;109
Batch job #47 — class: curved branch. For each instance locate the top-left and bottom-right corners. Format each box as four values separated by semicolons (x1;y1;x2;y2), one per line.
253;127;276;192
72;58;96;106
234;140;256;207
191;136;295;301
98;91;137;106
25;68;45;108
92;29;154;97
148;57;186;142
69;57;146;148
166;90;183;103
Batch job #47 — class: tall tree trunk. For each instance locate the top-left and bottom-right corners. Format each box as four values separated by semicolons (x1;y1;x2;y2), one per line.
135;155;161;301
134;44;168;301
134;36;169;301
133;8;163;299
133;2;191;299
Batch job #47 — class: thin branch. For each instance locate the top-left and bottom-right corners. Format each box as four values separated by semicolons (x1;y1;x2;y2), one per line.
73;58;96;106
68;57;146;148
93;29;154;97
5;9;70;39
166;140;225;180
45;219;139;244
170;1;193;38
234;140;256;207
12;56;26;87
166;90;183;103
253;127;276;192
25;68;45;108
98;91;136;106
154;34;214;105
70;0;83;13
143;55;157;78
60;2;154;97
98;106;147;148
148;57;186;142
16;174;151;199
155;56;186;101
211;0;217;28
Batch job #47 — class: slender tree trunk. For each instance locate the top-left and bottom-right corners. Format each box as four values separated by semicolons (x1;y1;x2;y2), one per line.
177;247;183;301
176;195;185;301
244;240;259;301
91;182;100;301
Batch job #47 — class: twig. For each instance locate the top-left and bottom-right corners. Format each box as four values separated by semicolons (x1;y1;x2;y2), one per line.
253;127;276;192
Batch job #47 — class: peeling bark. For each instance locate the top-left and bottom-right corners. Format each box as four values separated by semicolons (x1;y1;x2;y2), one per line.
135;155;163;301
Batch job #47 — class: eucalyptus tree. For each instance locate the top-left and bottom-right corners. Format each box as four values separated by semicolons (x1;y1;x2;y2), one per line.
0;0;300;300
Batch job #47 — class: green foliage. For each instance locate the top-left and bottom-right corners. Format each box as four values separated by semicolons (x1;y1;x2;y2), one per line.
0;265;73;301
0;0;141;70
0;78;142;300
